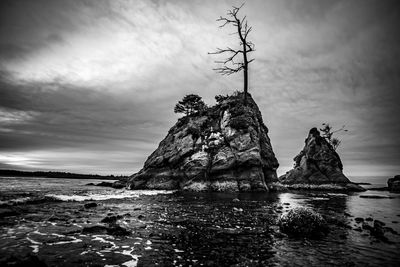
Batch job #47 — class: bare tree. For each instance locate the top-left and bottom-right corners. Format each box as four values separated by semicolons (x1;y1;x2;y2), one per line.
209;4;255;104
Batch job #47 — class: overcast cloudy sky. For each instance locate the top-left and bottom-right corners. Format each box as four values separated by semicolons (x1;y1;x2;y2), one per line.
0;0;399;177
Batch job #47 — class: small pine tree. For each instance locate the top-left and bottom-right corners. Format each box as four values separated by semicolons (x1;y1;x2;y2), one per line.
174;94;206;116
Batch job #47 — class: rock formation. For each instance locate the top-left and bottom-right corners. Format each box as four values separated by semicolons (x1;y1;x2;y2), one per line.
278;207;328;238
278;127;365;191
387;175;400;192
127;93;279;191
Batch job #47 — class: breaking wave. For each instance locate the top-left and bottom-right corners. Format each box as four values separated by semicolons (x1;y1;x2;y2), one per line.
0;196;62;206
46;190;175;202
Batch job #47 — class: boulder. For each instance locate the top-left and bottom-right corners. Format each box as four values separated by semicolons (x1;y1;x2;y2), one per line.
81;224;130;236
112;180;126;189
387;175;400;192
278;128;365;191
360;219;390;242
127;93;279;191
83;202;97;209
101;215;122;224
278;207;328;238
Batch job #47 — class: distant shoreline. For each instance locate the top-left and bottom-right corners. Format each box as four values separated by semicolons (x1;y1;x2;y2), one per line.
0;169;129;180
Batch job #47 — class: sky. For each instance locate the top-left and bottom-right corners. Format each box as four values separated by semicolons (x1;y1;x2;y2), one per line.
0;0;399;177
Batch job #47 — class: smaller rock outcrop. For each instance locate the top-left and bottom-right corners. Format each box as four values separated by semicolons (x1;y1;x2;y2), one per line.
279;128;364;191
387;175;400;192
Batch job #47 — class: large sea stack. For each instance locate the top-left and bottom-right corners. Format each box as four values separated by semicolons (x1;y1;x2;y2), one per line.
279;128;365;191
127;93;279;191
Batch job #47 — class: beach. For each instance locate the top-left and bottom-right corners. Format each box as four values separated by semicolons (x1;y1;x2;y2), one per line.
1;176;399;266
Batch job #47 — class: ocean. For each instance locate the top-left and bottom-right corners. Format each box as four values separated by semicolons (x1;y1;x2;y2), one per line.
0;176;399;266
348;176;389;188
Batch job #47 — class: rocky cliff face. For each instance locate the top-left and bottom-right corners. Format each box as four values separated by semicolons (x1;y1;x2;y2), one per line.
127;93;279;191
279;128;364;191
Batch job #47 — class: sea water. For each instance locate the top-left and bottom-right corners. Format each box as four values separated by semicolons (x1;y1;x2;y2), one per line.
0;176;399;266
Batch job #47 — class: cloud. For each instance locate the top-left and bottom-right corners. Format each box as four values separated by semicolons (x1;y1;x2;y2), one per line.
0;0;399;176
0;71;174;174
0;44;30;61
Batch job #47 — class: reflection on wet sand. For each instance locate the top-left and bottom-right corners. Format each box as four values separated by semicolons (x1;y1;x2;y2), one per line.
1;188;399;266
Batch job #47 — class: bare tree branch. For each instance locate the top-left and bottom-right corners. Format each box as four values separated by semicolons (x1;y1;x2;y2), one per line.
216;17;236;27
213;65;244;76
208;47;241;55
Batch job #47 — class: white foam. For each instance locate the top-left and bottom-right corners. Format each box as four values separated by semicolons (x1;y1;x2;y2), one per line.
26;236;41;245
51;233;65;237
312;197;330;200
30;245;39;253
32;230;47;236
48;236;82;245
92;235;118;250
26;237;41;253
122;257;139;267
0;197;31;205
119;249;140;267
45;190;175;202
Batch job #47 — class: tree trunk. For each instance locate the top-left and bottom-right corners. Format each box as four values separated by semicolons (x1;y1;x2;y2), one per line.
243;41;248;105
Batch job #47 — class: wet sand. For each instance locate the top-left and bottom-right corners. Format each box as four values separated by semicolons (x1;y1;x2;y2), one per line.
1;189;400;266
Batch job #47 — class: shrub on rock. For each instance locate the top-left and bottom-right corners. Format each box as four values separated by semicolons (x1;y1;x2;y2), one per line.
278;207;328;238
